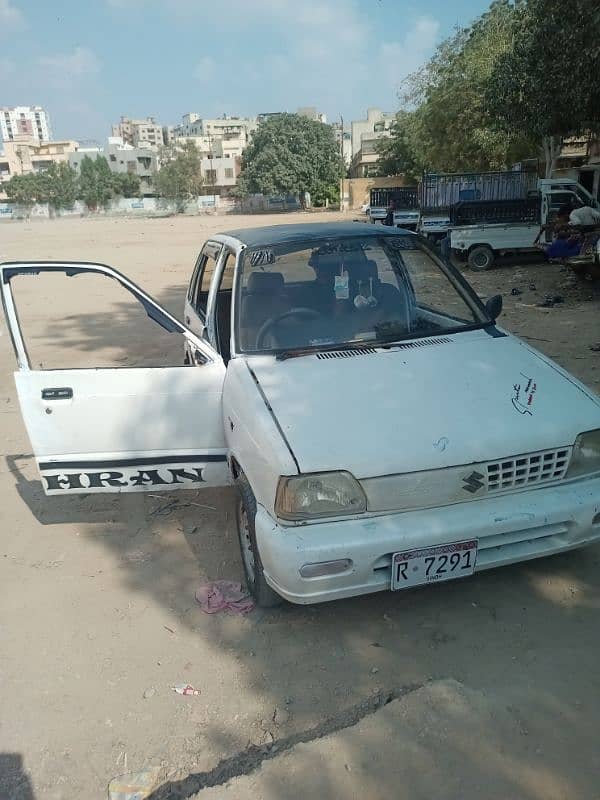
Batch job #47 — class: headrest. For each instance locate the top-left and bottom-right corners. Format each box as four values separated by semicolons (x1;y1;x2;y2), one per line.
246;272;285;294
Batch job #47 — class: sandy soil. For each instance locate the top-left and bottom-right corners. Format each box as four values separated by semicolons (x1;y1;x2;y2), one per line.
0;212;599;800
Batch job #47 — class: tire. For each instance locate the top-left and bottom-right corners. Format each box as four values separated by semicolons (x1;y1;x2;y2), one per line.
235;473;282;608
468;245;495;271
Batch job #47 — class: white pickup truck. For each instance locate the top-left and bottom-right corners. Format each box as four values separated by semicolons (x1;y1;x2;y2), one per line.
3;221;600;607
368;187;420;229
450;179;599;270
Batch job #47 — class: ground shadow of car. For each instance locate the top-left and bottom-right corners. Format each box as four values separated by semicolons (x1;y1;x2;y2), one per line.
0;753;36;800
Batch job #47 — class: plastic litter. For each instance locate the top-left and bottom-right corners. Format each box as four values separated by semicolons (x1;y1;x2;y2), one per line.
195;580;255;615
108;767;160;800
171;683;200;696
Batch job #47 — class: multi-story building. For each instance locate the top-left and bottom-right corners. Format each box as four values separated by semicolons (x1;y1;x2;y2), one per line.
350;108;395;177
0;106;52;145
111;116;165;150
201;155;241;195
297;106;327;124
69;137;157;194
0;137;78;187
172;114;257;161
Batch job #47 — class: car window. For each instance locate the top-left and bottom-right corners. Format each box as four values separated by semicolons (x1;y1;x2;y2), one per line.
219;252;235;291
236;235;486;353
193;249;219;317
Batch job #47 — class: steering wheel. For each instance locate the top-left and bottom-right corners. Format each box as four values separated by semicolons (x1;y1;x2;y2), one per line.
256;307;323;349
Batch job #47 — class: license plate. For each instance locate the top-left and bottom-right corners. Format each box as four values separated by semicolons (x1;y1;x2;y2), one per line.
391;539;478;590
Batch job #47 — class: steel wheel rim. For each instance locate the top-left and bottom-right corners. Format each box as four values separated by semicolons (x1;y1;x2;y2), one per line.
473;251;489;268
238;501;256;583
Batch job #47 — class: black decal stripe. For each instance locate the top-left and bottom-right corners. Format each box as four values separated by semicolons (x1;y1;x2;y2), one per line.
39;454;227;471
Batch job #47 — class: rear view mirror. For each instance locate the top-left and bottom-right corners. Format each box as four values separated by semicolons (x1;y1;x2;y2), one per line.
485;294;503;320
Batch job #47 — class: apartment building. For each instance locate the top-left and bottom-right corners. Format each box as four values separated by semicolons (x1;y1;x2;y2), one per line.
69;137;157;194
111;116;164;149
201;155;241;194
0;106;52;145
350;108;395;177
172;114;257;160
0;137;78;186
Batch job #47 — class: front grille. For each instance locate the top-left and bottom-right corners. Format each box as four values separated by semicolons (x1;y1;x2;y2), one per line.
486;447;571;492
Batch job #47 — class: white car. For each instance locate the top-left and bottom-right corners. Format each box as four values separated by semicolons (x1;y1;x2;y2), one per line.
2;222;600;607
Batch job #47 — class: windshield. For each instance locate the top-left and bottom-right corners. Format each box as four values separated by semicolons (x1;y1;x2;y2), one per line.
236;235;487;353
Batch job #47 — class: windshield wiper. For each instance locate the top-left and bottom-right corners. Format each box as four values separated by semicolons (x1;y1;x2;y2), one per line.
276;341;378;361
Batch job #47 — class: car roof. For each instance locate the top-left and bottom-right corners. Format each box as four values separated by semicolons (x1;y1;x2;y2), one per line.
217;221;414;248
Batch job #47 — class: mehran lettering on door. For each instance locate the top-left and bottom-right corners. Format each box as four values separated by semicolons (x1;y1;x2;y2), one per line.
39;455;227;494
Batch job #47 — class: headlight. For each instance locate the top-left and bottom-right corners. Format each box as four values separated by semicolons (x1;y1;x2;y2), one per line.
566;429;600;478
275;471;367;521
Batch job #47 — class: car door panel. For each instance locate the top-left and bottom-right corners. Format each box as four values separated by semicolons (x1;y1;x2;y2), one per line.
1;261;231;495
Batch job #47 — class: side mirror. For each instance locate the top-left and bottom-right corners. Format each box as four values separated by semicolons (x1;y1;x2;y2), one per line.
485;294;503;320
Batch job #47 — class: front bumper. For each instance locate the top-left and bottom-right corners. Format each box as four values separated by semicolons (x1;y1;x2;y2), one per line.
255;476;600;604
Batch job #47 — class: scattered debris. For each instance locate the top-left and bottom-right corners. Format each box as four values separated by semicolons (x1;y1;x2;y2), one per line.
108;767;160;799
370;667;380;675
274;707;291;725
149;499;179;517
195;580;255;615
143;688;156;699
163;625;176;635
171;683;200;696
528;283;537;291
590;344;600;352
538;295;565;308
510;287;522;296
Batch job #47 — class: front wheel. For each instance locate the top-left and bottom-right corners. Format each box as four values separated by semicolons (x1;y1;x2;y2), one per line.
468;245;495;271
235;473;282;608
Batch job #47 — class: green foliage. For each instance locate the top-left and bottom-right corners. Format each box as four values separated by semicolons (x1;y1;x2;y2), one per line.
154;141;203;211
485;0;600;175
374;112;422;180
37;162;78;210
112;171;141;198
3;173;41;207
238;113;344;206
397;0;534;173
78;155;114;209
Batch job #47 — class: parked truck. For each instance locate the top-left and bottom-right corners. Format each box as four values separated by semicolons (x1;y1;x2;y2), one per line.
368;186;420;229
449;178;599;270
418;170;540;238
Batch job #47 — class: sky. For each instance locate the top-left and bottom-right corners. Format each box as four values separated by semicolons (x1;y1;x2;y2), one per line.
0;0;491;142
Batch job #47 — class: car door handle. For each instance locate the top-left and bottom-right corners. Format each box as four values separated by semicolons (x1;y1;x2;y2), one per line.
41;387;73;400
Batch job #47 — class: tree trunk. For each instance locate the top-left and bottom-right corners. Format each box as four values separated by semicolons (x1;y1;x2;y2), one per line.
542;135;562;178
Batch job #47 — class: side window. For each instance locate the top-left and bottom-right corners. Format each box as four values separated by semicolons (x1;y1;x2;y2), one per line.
218;252;235;292
214;252;236;361
193;248;220;317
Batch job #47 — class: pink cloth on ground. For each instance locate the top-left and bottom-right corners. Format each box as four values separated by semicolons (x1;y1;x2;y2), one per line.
195;581;255;614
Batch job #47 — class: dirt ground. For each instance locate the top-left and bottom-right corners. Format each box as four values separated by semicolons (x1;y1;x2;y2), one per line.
1;212;600;800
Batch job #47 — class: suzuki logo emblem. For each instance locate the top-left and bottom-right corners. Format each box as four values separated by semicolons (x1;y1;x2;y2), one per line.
462;470;485;494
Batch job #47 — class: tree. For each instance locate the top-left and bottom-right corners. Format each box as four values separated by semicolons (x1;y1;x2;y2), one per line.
395;0;534;173
37;162;78;212
238;113;344;206
78;155;114;210
485;0;600;176
374;111;422;180
112;171;141;198
154;141;203;211
3;173;41;208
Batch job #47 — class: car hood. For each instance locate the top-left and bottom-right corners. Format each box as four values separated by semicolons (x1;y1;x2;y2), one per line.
247;330;600;477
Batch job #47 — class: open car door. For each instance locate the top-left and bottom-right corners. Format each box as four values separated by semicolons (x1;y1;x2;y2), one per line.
0;261;231;495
